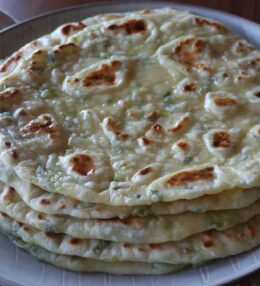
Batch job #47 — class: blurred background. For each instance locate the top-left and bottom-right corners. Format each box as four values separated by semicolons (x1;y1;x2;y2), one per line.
0;0;259;24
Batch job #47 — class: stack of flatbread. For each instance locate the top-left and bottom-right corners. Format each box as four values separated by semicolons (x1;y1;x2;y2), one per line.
0;8;259;274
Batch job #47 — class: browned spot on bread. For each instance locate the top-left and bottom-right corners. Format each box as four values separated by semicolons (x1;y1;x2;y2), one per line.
40;199;51;205
222;72;229;78
107;19;146;35
123;243;131;248
44;232;54;239
183;82;196;92
212;131;231;148
234;41;252;55
61;22;86;35
107;118;129;140
69;154;95;176
203;240;214;248
147;111;159;121
166;167;214;187
0;52;22;72
4;142;11;148
139;167;153;175
33;50;45;56
193;63;211;73
70;238;82;245
151;124;164;135
10;149;18;159
16;108;27;117
140;137;156;146
194;38;207;52
168;116;189;135
23;226;31;232
0;88;23;105
250;58;260;71
107;118;121;131
194;17;227;31
177;141;189;151
254;91;260;98
37;214;45;220
56;43;78;51
214;97;237;106
115;131;129;140
173;38;207;66
83;61;121;87
127;111;140;119
247;225;256;238
3;187;17;201
20;114;57;139
54;43;80;60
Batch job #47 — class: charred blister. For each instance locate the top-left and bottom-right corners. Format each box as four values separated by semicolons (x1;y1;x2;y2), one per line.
25;50;49;85
0;51;23;73
231;40;255;57
167;114;191;136
193;17;228;33
172;139;194;163
60;22;86;36
165;166;215;187
63;58;129;95
132;163;161;185
0;88;24;108
20;114;58;140
69;154;96;176
157;35;213;80
53;43;80;62
107;19;147;35
102;117;130;143
204;91;239;117
137;136;161;149
83;61;121;87
203;129;239;158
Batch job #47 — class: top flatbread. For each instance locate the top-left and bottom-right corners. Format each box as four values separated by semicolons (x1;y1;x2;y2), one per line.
0;8;259;205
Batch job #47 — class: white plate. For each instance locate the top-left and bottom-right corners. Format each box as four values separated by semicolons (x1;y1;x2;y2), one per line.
0;2;259;285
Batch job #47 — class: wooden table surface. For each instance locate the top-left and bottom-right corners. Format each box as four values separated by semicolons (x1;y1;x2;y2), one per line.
0;0;260;24
0;1;259;285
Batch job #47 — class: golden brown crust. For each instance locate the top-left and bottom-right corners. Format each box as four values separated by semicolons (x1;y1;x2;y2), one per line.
83;61;121;87
213;97;237;106
107;19;147;35
212;131;231;148
61;22;86;36
165;167;214;186
69;154;96;176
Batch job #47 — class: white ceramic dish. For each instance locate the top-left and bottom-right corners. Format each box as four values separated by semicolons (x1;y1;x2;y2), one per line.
0;2;259;285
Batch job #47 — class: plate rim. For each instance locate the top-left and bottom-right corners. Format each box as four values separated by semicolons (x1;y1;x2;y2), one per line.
1;0;260;35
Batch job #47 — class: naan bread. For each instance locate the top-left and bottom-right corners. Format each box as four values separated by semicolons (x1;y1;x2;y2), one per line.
0;9;259;205
0;212;260;265
1;182;259;243
0;7;260;275
0;162;259;219
4;234;186;275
